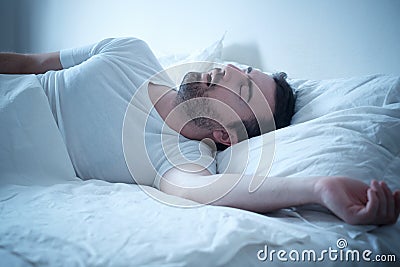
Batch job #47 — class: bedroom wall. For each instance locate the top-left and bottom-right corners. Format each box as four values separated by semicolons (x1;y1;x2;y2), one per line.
1;0;399;79
0;0;17;52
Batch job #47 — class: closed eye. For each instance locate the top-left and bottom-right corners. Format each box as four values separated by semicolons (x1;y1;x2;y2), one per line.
246;77;253;102
240;84;250;102
207;73;212;87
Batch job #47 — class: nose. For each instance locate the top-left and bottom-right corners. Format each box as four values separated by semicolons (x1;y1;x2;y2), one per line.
226;64;242;72
222;64;245;83
225;63;247;76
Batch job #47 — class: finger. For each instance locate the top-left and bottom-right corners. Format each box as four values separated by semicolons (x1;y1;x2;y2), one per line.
381;182;394;219
364;188;379;222
372;180;387;217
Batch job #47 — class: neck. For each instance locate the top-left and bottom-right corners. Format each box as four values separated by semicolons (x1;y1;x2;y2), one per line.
147;83;211;141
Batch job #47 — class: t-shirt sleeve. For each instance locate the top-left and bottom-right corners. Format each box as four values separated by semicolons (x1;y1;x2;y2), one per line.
59;38;148;69
60;43;95;69
152;138;217;190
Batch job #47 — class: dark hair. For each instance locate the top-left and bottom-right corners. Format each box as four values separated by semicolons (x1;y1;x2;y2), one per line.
216;72;295;151
272;72;295;129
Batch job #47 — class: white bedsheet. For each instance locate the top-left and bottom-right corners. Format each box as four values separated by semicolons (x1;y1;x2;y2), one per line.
0;182;308;266
1;181;398;267
1;72;399;266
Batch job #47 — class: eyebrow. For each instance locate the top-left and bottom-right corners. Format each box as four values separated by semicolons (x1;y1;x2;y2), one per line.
247;77;253;102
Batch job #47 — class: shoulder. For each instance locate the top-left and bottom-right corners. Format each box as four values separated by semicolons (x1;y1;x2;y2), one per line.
92;37;152;55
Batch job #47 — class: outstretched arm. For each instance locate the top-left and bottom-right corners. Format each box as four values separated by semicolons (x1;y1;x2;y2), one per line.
161;166;400;225
0;52;62;74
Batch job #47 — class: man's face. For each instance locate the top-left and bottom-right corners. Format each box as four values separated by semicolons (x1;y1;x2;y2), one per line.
177;64;276;132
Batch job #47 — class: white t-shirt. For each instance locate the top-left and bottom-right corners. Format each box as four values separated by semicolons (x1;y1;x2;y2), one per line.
37;38;216;188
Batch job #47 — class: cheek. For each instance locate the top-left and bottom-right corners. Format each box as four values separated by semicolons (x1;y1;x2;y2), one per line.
208;87;253;118
225;98;253;119
211;88;238;107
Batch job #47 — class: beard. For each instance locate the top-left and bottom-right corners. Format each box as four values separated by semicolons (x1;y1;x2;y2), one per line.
175;72;220;130
176;72;207;102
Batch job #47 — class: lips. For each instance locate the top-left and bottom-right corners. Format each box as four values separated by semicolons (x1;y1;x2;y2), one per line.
200;73;211;85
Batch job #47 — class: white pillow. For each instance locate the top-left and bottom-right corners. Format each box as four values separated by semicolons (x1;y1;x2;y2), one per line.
157;36;225;86
289;75;400;124
157;36;224;69
0;75;76;185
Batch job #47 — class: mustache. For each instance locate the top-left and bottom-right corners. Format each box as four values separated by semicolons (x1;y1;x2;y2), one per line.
182;72;201;84
181;68;224;87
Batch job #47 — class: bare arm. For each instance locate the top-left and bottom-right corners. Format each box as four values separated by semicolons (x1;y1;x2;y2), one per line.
161;166;400;225
0;52;62;74
162;165;319;212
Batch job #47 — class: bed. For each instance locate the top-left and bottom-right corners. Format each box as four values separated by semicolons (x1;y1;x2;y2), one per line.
0;39;399;267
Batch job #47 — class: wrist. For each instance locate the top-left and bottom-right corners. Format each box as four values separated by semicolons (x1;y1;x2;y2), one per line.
293;176;326;206
313;176;333;206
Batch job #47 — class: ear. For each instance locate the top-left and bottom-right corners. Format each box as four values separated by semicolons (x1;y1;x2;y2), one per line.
212;128;238;147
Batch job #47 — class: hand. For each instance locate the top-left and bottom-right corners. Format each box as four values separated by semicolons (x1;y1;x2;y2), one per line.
314;177;400;225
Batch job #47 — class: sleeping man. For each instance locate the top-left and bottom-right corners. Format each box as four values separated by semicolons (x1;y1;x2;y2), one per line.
1;37;399;225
